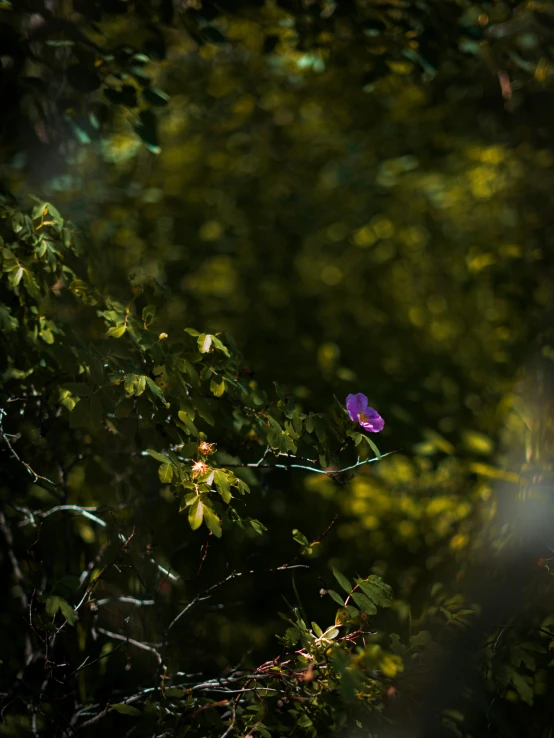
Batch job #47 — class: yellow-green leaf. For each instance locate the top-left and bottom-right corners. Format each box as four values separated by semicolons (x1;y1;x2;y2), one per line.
198;333;212;353
214;470;231;503
159;463;173;483
106;324;126;338
203;506;222;537
210;376;225;397
188;498;204;530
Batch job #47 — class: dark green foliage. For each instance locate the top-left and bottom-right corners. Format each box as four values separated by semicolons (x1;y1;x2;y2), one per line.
0;194;398;735
3;1;554;737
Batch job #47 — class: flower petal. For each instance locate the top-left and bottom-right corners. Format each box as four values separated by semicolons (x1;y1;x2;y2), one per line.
346;393;368;422
359;407;384;433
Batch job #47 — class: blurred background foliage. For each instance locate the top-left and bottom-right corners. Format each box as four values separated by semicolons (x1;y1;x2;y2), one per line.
4;0;554;735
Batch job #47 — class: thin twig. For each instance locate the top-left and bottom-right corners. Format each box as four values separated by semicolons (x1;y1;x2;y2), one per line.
0;408;58;488
212;449;398;475
19;504;107;528
166;564;309;633
94;596;156;607
96;628;163;663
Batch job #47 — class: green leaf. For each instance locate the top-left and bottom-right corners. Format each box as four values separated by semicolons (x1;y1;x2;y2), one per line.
63;383;92;397
45;595;61;617
198;333;212;353
336;605;362;626
214;469;232;503
364;435;381;459
159;463;173;483
323;626;340;640
124;374;144;397
45;596;75;625
188;498;204;530
179;492;197;511
203;506;222;537
267;416;282;432
510;669;534;706
69;398;90;428
0;306;18;331
333;568;353;595
112;704;143;716
210;376;225;397
163;687;185;698
90;392;104;428
235;478;250;495
88;359;105;385
106;324;127;338
179;360;200;389
176;410;198;436
274;381;286;403
292;528;312;554
351;432;363;446
145;376;169;407
31;200;48;220
312;621;323;637
256;724;272;738
249;518;267;535
9;266;23;287
58;599;76;625
210;335;231;357
114;397;134;417
177;402;195;421
357;575;393;610
351;591;377;615
292;529;310;547
191;392;214;425
146;449;168;463
328;589;345;607
142;304;157;323
314;416;327;444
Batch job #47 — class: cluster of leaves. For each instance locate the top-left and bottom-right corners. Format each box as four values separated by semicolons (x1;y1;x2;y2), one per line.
0;196;407;736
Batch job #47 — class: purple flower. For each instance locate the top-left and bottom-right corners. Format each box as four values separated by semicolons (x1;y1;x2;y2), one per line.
346;393;384;433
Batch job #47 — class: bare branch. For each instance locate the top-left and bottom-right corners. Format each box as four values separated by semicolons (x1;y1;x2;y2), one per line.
0;408;58;488
19;504;108;528
96;627;163;663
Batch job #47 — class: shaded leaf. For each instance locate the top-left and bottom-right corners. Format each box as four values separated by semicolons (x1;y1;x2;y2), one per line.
69;398;90;428
145;376;169;407
112;704;143;716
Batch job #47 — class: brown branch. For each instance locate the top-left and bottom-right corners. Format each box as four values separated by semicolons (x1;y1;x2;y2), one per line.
0;409;57;488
